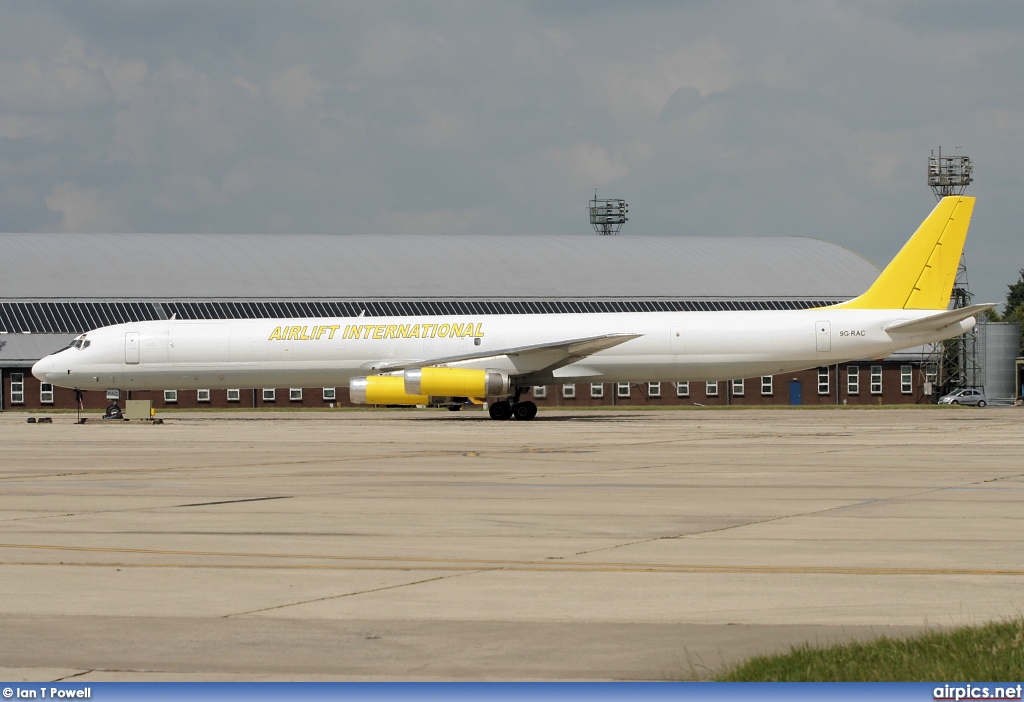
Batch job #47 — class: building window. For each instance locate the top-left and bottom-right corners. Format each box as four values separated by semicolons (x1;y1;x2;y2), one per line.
648;382;661;397
676;381;689;397
263;388;276;402
163;390;178;403
761;376;773;396
590;383;604;398
323;387;336;401
40;383;54;404
226;389;241;402
901;365;913;394
732;379;744;396
532;385;547;399
817;367;829;395
289;388;303;401
706;381;718;397
847;366;859;395
10;373;24;404
870;365;883;395
197;389;211;403
562;384;575;399
617;383;630;398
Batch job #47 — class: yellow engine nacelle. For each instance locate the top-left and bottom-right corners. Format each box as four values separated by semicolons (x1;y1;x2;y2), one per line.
349;376;429;405
404;367;509;397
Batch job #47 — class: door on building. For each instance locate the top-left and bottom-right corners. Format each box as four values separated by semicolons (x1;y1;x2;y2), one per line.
125;332;140;364
789;379;802;405
815;321;831;352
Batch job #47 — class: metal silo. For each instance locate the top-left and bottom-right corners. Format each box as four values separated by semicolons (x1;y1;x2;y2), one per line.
977;322;1021;402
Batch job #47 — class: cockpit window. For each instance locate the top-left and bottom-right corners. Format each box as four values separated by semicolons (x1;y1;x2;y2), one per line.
52;334;89;355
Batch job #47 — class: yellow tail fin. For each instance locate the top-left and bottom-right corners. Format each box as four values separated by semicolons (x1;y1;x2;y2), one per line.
835;196;975;310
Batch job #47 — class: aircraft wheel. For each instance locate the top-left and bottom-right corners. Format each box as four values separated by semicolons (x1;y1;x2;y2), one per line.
516;405;540;421
489;400;512;420
513;401;537;421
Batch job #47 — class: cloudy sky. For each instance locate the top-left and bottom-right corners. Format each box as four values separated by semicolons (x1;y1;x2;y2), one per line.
1;1;1022;306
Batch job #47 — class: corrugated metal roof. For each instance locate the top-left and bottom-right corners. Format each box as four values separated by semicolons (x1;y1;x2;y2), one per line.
0;233;880;300
0;333;74;364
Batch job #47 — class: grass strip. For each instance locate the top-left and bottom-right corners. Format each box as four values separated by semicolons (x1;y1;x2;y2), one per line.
715;619;1024;681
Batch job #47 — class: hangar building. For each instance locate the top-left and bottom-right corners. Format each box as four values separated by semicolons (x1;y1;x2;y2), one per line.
0;232;942;410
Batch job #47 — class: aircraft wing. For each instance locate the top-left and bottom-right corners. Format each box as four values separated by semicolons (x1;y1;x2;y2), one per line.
884;303;996;334
369;333;642;374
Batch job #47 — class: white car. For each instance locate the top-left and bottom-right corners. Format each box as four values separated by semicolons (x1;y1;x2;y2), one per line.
938;388;987;407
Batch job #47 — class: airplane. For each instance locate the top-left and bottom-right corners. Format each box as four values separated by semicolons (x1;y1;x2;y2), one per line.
33;196;993;421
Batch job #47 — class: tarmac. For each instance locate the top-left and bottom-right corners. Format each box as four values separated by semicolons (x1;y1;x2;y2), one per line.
1;406;1022;681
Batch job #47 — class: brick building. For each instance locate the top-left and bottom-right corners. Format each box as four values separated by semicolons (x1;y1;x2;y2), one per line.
0;231;946;411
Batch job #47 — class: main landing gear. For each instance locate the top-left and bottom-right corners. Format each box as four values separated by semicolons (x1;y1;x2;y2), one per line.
488;387;538;421
488;400;537;421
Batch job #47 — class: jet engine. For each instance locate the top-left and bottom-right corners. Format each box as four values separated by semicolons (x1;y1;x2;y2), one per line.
404;368;509;397
349;376;429;405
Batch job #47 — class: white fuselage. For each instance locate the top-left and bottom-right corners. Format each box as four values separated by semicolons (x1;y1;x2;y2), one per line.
33;309;974;392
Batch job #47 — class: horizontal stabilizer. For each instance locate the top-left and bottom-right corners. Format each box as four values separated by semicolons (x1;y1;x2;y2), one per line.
371;333;642;373
884;303;996;334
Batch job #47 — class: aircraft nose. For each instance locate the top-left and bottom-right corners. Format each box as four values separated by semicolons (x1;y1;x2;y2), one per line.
32;356;54;382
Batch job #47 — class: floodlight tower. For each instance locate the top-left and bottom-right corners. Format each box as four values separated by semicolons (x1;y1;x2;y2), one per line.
928;147;972;198
589;192;628;235
925;147;979;398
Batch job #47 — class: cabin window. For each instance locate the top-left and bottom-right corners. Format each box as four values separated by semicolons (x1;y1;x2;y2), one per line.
676;381;689;397
40;383;54;404
705;381;718;397
262;388;276;402
617;383;630;398
847;366;860;395
590;383;604;398
163;390;178;403
562;384;575;399
761;376;773;396
870;365;883;395
197;389;211;403
732;379;744;396
289;388;303;402
648;382;661;397
532;385;547;399
323;387;336;401
901;365;913;394
10;373;24;404
226;389;241;402
818;367;829;395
